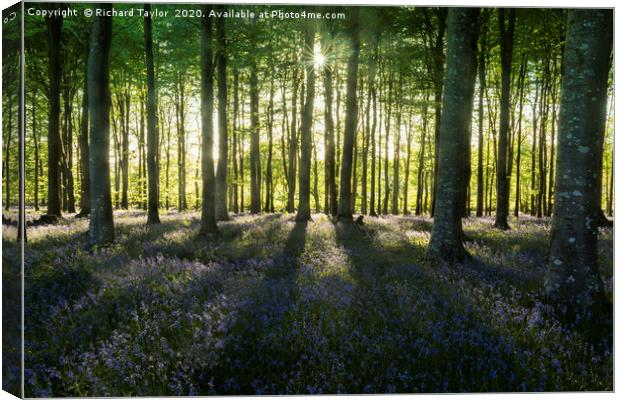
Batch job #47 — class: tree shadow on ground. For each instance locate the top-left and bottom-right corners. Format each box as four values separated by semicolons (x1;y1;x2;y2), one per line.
196;218;308;394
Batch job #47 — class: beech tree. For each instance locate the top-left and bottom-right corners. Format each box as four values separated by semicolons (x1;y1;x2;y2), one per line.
337;8;360;222
144;4;160;224
46;8;62;218
296;20;316;222
200;6;218;234
545;9;612;321
87;4;114;245
426;8;479;261
215;8;229;221
494;8;515;230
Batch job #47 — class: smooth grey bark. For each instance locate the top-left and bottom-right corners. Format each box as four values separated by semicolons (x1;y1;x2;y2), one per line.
514;55;526;217
494;8;515;230
337;8;360;221
265;71;275;213
175;75;187;211
87;4;114;245
545;9;612;321
46;9;63;217
476;18;487;217
382;72;392;215
415;92;429;216
369;80;378;217
32;93;40;211
296;21;316;222
119;86;131;210
144;4;160;224
362;33;378;216
18;40;25;242
286;67;300;213
403;114;413;215
249;34;261;214
322;26;338;216
426;7;479;262
215;10;229;220
200;6;218;234
78;48;90;216
392;79;402;215
232;69;240;213
425;8;447;218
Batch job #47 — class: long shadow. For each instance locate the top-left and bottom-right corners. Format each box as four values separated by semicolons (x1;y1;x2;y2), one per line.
195;218;308;395
140;213;287;263
330;221;562;393
24;253;241;397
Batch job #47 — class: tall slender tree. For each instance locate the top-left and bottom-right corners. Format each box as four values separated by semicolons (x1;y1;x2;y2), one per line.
476;14;487;217
77;45;90;217
144;4;160;224
322;25;338;216
494;8;515;229
46;7;63;217
215;9;229;220
249;24;261;214
545;9;612;321
87;4;114;245
296;21;316;222
426;8;479;261
337;8;360;222
200;6;218;234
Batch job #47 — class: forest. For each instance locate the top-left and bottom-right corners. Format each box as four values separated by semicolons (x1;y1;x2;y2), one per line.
1;3;614;396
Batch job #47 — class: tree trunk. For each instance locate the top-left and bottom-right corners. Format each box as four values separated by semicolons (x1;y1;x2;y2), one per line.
144;4;160;224
362;33;378;216
337;8;360;221
240;90;245;212
531;82;539;216
494;8;515;229
46;9;63;217
416;92;429;215
215;10;229;220
322;28;338;216
78;56;90;216
514;55;526;217
476;23;486;217
382;73;392;215
403;113;413;215
232;69;240;214
537;60;549;218
369;76;378;217
427;7;479;262
200;6;218;234
63;91;76;213
265;71;275;213
87;5;114;245
312;129;320;212
164;108;171;209
296;21;315;222
286;67;299;213
175;75;187;211
249;44;261;214
32;94;40;211
545;9;612;321
116;85;130;210
392;78;402;215
427;8;447;218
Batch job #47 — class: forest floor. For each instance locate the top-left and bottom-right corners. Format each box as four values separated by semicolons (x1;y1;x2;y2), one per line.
3;210;613;395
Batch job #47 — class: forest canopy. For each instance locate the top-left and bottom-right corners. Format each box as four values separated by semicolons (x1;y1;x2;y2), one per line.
9;4;613;221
